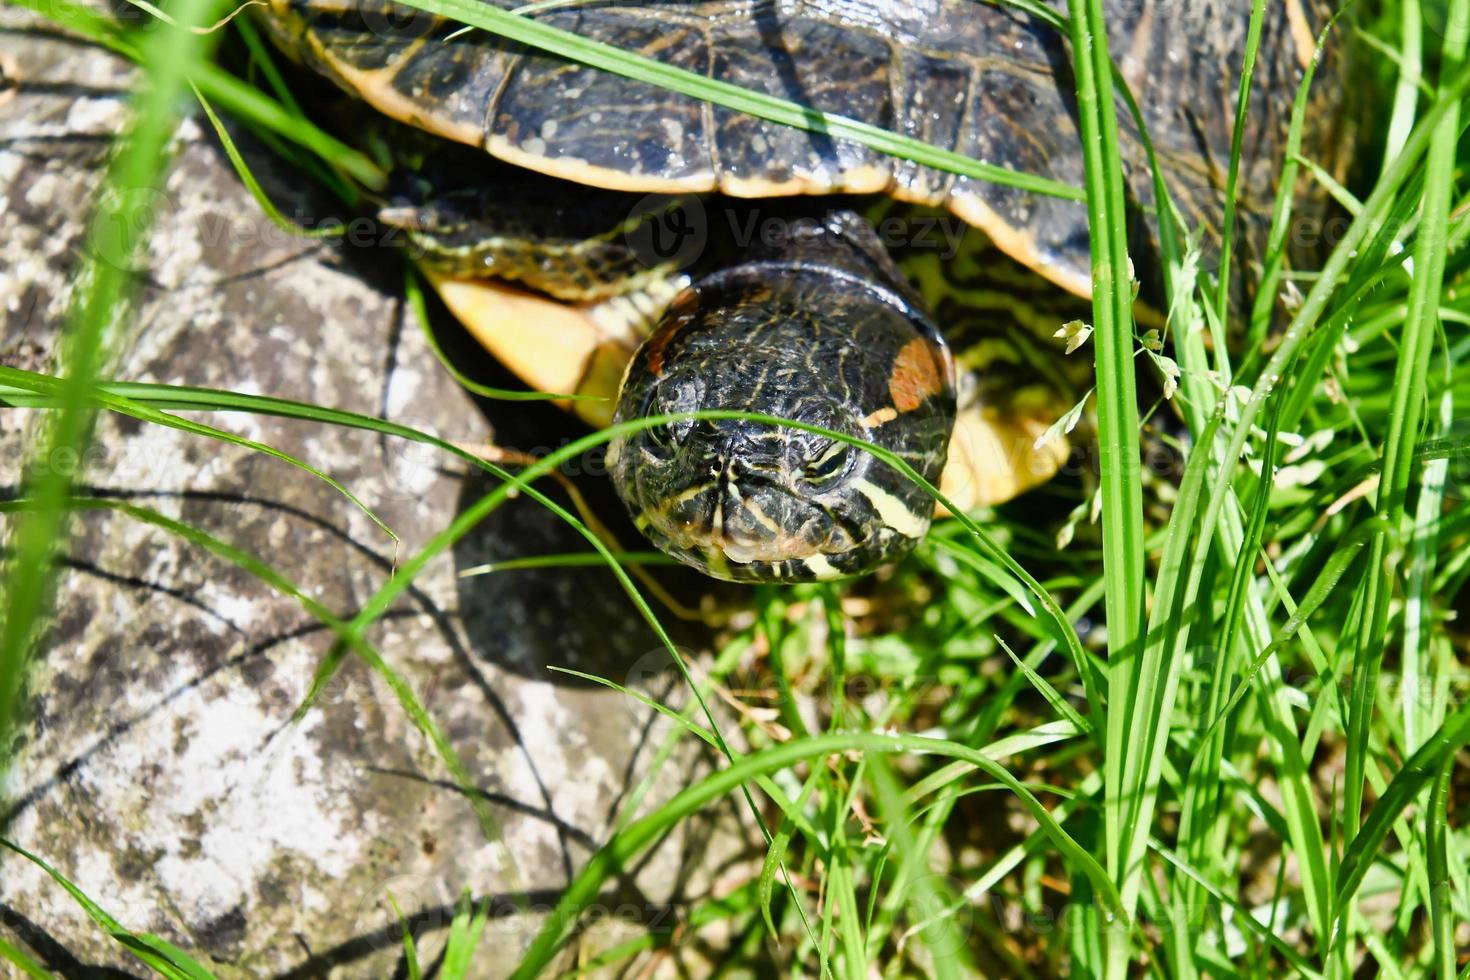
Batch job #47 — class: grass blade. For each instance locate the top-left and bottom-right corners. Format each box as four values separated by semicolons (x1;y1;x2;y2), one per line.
1427;756;1456;980
0;0;228;772
1337;696;1470;914
0;367;397;545
440;888;491;980
1342;0;1467;846
1212;0;1270;334
508;731;1121;979
389;0;1083;201
0;937;52;980
1064;1;1145;970
0;839;217;980
386;890;422;980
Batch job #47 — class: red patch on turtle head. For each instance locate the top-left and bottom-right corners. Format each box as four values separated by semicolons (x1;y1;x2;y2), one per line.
888;338;948;412
641;319;679;377
642;289;702;376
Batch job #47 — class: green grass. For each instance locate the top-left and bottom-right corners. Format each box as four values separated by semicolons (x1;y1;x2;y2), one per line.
2;0;1470;977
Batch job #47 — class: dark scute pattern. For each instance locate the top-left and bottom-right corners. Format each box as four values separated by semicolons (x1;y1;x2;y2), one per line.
279;0;1330;284
709;15;894;189
495;12;712;182
954;58;1090;271
889;49;971;201
388;30;510;132
299;0;438;70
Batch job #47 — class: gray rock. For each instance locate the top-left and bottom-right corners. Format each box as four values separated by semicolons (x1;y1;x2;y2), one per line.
0;16;751;977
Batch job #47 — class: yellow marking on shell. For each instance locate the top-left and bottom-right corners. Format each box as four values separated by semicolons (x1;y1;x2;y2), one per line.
863;406;899;428
426;272;629;427
313;45;484;148
853;479;929;539
488;134;896;202
945;191;1095;301
718;163;893;199
486;135;716;193
832;163;894;194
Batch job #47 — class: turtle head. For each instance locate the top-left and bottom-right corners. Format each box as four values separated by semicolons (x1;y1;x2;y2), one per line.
608;263;956;583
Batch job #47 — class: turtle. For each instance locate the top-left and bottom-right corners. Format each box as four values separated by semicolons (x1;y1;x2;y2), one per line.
258;0;1339;583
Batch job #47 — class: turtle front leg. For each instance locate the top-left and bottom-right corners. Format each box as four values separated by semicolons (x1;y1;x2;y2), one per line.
938;398;1071;514
428;272;633;428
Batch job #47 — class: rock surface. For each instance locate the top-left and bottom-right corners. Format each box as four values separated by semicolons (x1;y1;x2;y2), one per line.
0;15;746;977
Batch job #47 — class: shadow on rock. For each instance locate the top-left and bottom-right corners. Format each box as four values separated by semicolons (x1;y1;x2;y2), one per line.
409;273;727;685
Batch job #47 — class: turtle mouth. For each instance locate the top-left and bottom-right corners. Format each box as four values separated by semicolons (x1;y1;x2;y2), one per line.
636;478;863;582
716;536;807;565
709;523;840;572
714;538;856;582
642;498;837;561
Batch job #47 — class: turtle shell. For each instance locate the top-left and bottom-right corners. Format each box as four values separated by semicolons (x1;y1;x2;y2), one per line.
261;0;1333;300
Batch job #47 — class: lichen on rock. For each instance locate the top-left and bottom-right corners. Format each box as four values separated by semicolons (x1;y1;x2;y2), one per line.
0;15;744;977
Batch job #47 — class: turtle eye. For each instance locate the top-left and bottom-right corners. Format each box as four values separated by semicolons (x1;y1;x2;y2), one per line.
643;419;676;455
637;387;680;456
803;441;851;485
